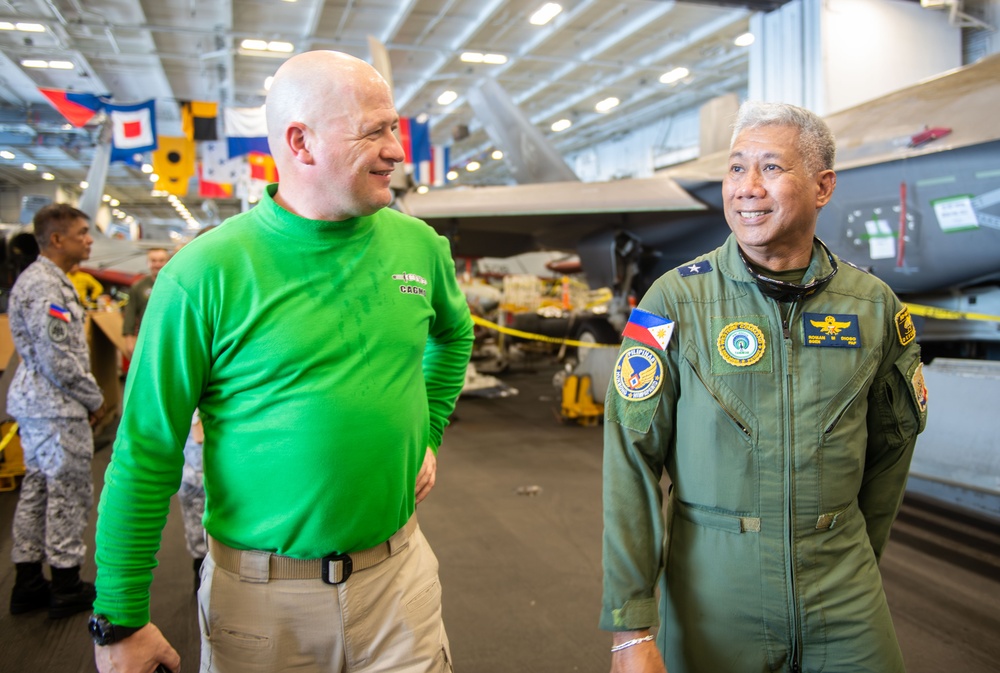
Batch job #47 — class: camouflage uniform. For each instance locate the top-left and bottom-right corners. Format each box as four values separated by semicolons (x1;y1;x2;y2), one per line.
7;256;103;568
179;412;206;559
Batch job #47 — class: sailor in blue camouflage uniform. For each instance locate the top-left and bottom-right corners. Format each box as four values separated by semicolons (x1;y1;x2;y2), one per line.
8;203;106;619
602;103;928;673
179;410;207;590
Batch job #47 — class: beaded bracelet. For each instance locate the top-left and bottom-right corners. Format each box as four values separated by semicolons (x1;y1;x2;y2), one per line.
610;634;655;653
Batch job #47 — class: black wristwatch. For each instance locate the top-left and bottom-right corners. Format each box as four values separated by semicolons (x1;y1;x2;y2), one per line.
88;613;144;646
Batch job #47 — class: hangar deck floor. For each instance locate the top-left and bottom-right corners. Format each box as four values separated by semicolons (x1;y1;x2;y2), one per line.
1;362;998;672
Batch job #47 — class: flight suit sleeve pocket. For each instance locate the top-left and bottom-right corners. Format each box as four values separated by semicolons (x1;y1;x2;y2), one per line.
872;349;927;447
605;390;663;434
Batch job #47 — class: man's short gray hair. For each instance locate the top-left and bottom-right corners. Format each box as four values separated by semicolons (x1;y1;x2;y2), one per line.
731;101;836;174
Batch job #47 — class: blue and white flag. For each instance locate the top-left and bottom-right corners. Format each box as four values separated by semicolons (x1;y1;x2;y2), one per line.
105;99;157;163
224;106;269;157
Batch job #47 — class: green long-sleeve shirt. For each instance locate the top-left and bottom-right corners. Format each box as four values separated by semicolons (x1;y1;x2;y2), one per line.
602;236;927;673
95;185;473;625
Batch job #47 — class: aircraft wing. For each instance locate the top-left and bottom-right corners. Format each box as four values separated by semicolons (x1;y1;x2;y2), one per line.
395;174;706;256
666;51;1000;185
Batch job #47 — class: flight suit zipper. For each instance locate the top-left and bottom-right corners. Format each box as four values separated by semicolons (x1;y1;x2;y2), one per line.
776;300;803;673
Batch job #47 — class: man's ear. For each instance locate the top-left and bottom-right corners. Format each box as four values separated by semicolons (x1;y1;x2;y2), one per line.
286;123;313;165
815;169;836;209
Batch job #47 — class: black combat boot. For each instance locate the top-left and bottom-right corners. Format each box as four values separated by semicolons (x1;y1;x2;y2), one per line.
9;562;50;615
193;557;204;593
48;565;96;619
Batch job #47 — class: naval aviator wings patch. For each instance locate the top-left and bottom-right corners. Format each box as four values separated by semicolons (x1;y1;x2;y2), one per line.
803;312;861;348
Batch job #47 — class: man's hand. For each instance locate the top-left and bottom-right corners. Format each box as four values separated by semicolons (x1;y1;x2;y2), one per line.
610;630;667;673
414;447;437;504
94;622;181;673
123;334;137;360
90;404;107;428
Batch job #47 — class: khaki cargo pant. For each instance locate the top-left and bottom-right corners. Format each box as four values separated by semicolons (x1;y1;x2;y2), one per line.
197;523;453;673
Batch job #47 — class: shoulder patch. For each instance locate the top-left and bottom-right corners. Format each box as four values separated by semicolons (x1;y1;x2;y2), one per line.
911;362;928;413
48;303;72;323
47;319;69;343
677;260;713;277
895;306;916;346
622;308;675;351
614;347;663;400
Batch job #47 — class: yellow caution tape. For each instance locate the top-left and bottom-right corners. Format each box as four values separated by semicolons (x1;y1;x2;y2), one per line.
474;303;998;351
471;314;619;348
0;422;18;453
905;303;1000;323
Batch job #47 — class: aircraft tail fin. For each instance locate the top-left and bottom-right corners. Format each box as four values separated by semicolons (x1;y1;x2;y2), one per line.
466;78;579;184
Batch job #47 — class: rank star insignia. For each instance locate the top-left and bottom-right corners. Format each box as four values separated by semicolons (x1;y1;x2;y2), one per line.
678;260;714;277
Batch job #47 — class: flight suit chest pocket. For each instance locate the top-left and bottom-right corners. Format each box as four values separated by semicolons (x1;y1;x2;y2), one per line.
682;343;757;445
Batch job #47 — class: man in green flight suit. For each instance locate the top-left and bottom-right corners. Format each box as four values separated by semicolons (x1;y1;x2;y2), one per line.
601;101;928;673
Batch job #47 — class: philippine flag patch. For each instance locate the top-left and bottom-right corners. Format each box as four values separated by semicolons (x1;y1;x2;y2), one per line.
48;303;71;322
622;308;675;351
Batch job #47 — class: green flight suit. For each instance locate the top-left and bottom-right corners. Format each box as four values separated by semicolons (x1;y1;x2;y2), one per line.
601;235;928;673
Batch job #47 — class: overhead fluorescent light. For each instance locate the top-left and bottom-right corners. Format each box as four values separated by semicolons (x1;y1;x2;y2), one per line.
22;162;36;171
461;52;508;65
735;32;755;47
492;150;504;160
446;170;459;181
41;172;54;180
659;67;689;84
595;97;620;113
267;41;294;53
530;3;563;26
416;185;430;194
0;22;15;30
437;90;458;105
551;118;572;132
21;59;75;70
141;163;154;174
102;194;111;202
109;198;120;207
466;161;481;172
15;22;45;32
79;180;88;189
0;150;15;160
241;39;268;51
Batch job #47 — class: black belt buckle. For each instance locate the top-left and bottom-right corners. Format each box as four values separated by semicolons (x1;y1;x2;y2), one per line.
321;552;353;584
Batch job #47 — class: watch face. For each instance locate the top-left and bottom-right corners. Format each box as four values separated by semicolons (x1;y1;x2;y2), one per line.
88;614;114;645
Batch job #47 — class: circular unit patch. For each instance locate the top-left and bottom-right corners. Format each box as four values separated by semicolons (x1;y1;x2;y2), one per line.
614;346;663;400
47;318;69;343
717;322;766;367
